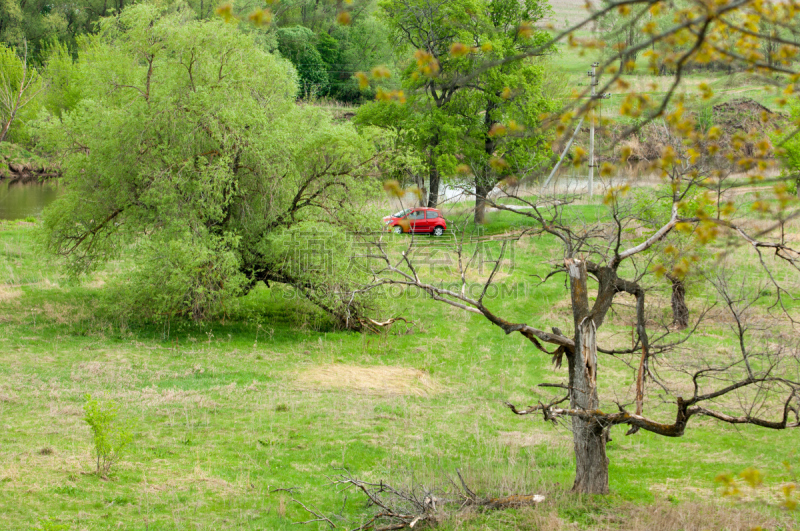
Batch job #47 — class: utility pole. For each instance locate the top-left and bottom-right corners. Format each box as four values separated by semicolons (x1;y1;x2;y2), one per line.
541;63;609;195
587;62;598;199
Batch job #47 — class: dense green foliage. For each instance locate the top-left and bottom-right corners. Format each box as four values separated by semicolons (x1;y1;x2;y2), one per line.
0;41;43;143
278;14;396;102
0;0;395;104
36;3;380;323
276;25;331;98
0;0;108;62
357;0;562;216
776;105;800;196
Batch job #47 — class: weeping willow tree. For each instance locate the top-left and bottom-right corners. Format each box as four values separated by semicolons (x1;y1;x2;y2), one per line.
37;2;381;326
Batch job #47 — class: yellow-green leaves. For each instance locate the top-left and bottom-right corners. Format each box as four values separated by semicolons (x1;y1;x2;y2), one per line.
489;156;509;171
698;82;714;100
375;88;406;103
215;3;235;22
518;21;534;39
715;473;741;497
216;3;277;26
336;11;352;25
413;49;440;77
602;184;629;205
247;9;273;26
740;467;764;489
716;464;798;512
383;179;404;198
783;483;798;511
355;71;370;90
450;42;471;58
371;65;391;80
572;146;587;166
355;67;404;102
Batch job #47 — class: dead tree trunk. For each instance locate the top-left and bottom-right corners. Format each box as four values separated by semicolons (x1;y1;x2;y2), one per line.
566;258;610;494
667;273;688;329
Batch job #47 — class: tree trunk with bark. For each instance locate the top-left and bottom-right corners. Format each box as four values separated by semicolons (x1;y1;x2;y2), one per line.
0;116;13;143
474;182;492;224
475;102;498;224
566;258;610;494
427;134;440;208
667;273;689;329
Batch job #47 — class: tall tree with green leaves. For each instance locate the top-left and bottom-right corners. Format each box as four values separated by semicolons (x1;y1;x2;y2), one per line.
375;0;555;213
448;0;555;222
276;25;331;98
37;2;380;327
377;0;474;207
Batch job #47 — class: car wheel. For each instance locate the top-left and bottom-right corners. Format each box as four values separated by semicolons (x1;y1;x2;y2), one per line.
432;226;444;237
392;225;403;234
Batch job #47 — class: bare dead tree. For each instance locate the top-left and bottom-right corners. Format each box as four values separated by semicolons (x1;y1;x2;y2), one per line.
362;152;800;494
666;273;689;329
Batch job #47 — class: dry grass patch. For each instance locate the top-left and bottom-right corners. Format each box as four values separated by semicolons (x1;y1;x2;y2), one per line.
39;302;92;325
70;360;138;387
136;387;220;409
497;430;568;449
547;0;591;26
294;364;439;396
84;277;106;289
0;382;18;403
596;500;792;530
0;284;22;303
142;468;239;498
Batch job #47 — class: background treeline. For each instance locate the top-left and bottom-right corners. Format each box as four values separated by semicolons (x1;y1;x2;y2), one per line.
597;0;800;75
0;0;397;103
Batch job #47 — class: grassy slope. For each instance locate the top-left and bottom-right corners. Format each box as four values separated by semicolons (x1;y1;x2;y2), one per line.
0;205;798;530
554;43;783;113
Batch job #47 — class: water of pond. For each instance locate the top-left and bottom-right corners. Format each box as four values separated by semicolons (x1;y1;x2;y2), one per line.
0;160;767;221
0;179;61;221
0;164;679;222
545;161;661;195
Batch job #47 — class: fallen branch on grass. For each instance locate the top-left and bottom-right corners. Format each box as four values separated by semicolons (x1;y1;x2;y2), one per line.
291;469;545;530
358;316;411;334
291;498;336;528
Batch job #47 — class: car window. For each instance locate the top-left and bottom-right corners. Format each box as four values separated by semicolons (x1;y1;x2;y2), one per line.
426;211;438;219
409;210;424;220
392;208;412;218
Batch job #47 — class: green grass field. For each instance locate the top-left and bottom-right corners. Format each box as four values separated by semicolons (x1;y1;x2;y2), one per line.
554;47;783;111
1;195;799;530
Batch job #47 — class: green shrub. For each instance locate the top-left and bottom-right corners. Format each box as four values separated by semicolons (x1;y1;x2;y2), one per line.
33;518;69;531
696;104;715;134
82;394;132;477
34;518;70;531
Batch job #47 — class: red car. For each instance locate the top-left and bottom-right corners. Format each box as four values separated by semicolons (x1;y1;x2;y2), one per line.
383;207;447;236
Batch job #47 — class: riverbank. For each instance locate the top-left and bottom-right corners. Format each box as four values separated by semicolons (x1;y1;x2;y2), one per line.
0;142;60;182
